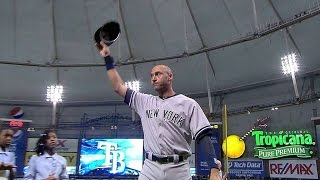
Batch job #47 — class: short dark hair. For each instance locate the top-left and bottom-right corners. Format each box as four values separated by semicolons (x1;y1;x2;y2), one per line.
0;128;14;135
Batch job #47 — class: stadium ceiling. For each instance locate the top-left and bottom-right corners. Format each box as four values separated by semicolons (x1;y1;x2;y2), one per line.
0;0;320;105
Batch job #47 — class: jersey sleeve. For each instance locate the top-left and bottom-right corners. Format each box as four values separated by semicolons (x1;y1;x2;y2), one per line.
124;88;151;116
189;101;212;140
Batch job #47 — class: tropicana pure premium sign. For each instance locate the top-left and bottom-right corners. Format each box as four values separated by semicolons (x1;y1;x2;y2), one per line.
252;130;315;159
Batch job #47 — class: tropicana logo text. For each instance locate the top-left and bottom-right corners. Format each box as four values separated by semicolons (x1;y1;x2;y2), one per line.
252;130;315;159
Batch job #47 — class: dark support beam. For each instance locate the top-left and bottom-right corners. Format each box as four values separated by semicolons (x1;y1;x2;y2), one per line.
0;70;319;107
185;0;216;76
1;4;319;67
310;75;318;117
119;0;133;60
268;0;302;56
187;70;320;98
119;0;138;79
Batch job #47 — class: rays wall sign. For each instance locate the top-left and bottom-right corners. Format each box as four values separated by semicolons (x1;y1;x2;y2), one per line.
252;130;315;159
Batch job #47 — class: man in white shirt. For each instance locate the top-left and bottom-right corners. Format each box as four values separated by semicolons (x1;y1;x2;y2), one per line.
0;129;16;180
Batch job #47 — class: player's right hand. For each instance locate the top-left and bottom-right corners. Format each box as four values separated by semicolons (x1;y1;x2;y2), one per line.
98;41;111;57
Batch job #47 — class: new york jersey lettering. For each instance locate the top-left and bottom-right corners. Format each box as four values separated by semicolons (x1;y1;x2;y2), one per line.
146;109;160;118
163;110;185;126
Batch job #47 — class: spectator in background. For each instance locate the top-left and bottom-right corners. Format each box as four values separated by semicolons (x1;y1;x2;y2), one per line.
0;128;16;180
24;129;68;180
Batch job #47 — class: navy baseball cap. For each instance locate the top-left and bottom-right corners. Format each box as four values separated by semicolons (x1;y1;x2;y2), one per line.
94;21;120;48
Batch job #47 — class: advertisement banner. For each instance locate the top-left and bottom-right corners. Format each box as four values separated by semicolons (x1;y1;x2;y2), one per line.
255;145;312;159
9;129;28;175
269;160;318;179
196;129;220;175
25;152;78;166
27;138;78;152
252;130;315;160
211;130;221;160
316;125;320;160
79;139;143;176
228;160;265;178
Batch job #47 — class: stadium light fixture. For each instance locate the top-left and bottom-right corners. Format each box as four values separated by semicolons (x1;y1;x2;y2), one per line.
46;85;63;103
281;53;299;99
281;53;298;75
125;81;140;92
46;85;63;126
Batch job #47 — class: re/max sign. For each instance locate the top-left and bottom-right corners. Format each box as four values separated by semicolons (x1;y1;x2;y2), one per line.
269;160;318;179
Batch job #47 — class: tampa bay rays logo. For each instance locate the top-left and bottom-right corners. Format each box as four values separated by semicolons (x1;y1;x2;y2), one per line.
97;141;125;173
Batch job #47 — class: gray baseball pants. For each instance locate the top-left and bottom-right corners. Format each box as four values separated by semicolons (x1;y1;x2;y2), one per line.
138;159;191;180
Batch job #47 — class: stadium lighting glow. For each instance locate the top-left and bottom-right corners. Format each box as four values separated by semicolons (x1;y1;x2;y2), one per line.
281;53;300;99
46;85;63;103
281;53;298;75
125;81;140;92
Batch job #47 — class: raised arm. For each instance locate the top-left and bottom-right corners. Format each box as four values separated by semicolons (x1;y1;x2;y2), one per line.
99;41;127;97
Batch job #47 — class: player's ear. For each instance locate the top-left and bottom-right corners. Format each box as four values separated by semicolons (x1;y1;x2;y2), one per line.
168;73;173;81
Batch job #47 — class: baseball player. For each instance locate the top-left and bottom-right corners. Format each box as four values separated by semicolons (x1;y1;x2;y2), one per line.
98;41;220;180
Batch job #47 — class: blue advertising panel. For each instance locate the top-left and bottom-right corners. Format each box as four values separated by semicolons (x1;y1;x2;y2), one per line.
196;129;220;175
211;130;221;160
79;139;143;176
9;128;28;175
228;160;265;178
316;125;320;159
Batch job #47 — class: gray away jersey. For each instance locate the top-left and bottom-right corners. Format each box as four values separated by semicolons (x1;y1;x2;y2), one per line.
124;89;212;156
